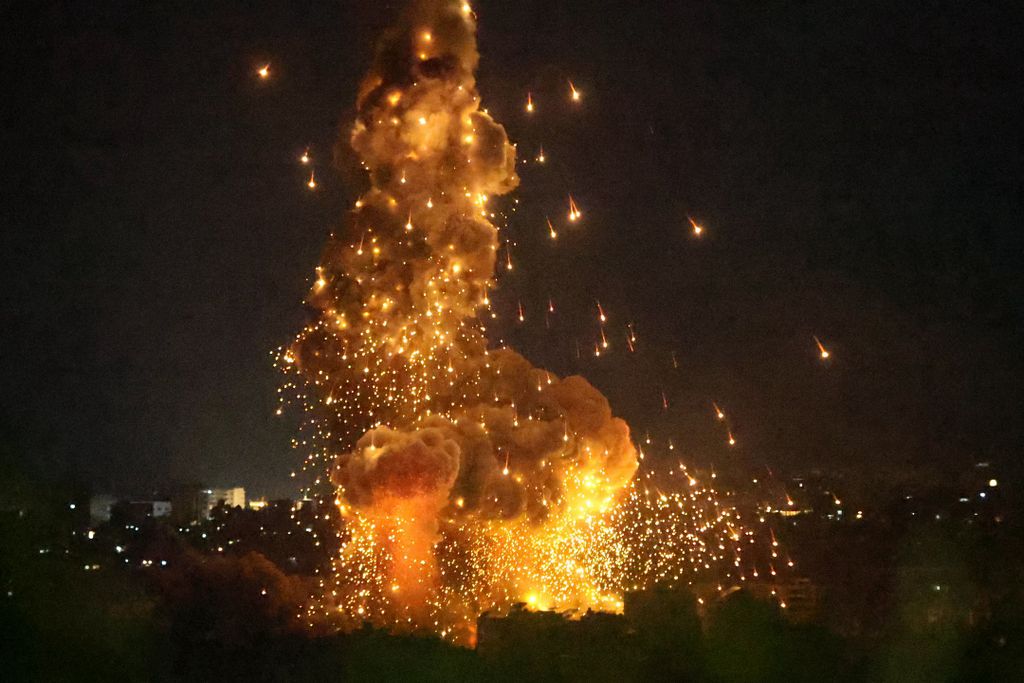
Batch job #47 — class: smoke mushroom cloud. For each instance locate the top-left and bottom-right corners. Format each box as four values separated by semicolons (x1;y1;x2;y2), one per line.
279;0;777;642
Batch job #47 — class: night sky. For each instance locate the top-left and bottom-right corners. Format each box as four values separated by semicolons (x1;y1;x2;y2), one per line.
3;0;1021;498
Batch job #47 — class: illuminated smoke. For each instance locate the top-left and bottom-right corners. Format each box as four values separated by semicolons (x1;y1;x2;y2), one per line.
279;0;781;642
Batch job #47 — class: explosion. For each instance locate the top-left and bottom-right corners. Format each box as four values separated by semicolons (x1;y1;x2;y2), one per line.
278;0;783;644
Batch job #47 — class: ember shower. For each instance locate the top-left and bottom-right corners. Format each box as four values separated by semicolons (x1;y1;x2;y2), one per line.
279;0;778;643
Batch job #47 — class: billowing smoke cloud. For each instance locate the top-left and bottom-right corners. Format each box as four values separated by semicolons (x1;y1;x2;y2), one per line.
283;0;637;636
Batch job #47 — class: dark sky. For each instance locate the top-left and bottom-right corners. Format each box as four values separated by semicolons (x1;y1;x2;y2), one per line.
3;0;1022;497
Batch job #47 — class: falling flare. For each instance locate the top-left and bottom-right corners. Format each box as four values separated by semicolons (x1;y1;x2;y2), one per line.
525;92;534;113
257;63;270;79
568;195;582;222
300;147;311;164
814;335;830;360
547;217;557;240
307;171;317;189
688;216;703;237
728;432;737;446
536;146;546;163
713;402;725;420
569;80;581;102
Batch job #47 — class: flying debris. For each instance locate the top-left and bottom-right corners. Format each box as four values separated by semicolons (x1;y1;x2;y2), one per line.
307;171;317;190
814;335;831;360
517;301;525;323
525;92;534;113
728;432;737;446
257;63;271;79
547;217;557;240
300;147;311;164
536;146;546;163
688;216;703;237
568;195;582;222
596;301;607;323
569;80;581;102
713;402;725;420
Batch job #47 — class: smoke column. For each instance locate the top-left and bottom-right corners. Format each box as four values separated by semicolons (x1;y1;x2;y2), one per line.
279;0;637;639
280;0;779;643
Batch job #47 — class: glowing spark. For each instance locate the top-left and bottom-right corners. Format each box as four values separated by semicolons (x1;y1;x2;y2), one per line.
813;335;830;359
569;80;581;101
536;146;546;163
547;217;557;240
307;171;317;189
568;195;582;222
728;432;736;446
688;216;703;236
300;148;311;164
525;92;534;113
713;402;725;420
257;64;270;79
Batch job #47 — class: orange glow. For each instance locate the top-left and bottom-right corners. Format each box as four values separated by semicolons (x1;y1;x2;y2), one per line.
688;216;703;236
257;64;270;79
814;335;831;359
568;195;582;222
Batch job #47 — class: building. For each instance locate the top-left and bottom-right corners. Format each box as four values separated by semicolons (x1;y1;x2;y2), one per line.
477;603;627;655
201;487;246;519
109;499;173;526
89;494;118;524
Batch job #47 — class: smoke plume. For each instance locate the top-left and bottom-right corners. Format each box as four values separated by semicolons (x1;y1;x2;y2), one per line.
278;1;737;641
